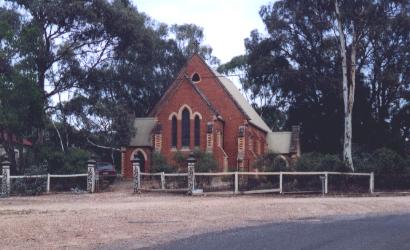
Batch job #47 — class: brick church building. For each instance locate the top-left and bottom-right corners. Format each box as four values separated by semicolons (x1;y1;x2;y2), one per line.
121;54;300;177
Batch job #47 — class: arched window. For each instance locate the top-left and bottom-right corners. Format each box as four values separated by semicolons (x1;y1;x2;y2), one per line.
192;73;201;83
181;108;190;147
171;116;177;147
194;115;200;146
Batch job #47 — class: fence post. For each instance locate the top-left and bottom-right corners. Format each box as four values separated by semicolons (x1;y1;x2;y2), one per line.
234;172;239;194
187;152;196;195
1;156;11;197
325;172;329;194
46;173;50;193
369;172;374;194
87;156;96;193
132;155;141;193
161;172;165;190
279;172;283;194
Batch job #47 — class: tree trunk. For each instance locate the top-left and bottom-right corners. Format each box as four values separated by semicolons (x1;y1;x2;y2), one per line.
335;0;355;171
51;118;65;152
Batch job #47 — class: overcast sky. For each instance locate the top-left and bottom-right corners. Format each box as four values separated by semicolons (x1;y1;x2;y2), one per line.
133;0;269;64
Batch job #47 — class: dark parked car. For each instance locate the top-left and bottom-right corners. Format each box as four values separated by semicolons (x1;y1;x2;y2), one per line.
96;162;117;183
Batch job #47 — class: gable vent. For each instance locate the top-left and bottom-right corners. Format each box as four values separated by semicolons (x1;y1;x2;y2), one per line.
192;73;201;83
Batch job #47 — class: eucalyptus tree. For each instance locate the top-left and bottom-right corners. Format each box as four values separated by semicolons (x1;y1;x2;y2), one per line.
220;0;410;168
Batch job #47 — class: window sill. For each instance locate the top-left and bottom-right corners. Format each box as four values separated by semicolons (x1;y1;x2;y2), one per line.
170;147;177;152
180;147;191;151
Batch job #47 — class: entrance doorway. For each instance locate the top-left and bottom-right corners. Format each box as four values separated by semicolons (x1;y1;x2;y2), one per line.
136;151;146;172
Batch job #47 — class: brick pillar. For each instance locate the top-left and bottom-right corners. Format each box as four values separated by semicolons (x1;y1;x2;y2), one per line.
154;123;162;152
1;156;11;197
206;123;213;153
132;155;141;193
187;152;196;195
237;126;247;187
87;156;96;193
237;126;245;166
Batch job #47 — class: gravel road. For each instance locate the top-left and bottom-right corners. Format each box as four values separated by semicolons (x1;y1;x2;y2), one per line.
1;181;410;249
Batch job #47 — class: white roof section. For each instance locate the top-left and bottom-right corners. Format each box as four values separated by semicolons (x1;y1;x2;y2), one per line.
129;118;156;147
267;132;292;154
211;69;271;132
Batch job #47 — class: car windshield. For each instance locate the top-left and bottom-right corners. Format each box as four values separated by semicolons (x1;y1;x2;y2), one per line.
96;162;114;170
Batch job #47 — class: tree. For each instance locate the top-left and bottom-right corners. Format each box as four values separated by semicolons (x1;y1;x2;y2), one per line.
5;0;121;145
1;0;220;171
62;3;220;159
171;24;220;66
334;0;356;171
220;0;410;163
0;7;43;172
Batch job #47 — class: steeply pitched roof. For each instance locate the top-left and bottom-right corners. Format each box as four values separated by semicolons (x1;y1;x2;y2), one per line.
129;118;157;147
208;68;271;132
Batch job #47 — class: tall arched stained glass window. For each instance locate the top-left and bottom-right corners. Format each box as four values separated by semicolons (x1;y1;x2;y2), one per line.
171;116;177;147
181;108;190;147
194;115;200;146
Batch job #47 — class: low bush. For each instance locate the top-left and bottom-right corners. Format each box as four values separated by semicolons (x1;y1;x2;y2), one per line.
355;147;407;174
193;150;218;172
150;152;174;173
35;146;89;174
171;150;218;172
252;152;288;172
11;163;47;196
295;152;346;172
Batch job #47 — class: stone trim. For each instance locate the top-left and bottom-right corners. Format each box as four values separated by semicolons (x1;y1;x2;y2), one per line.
168;112;178;120
177;104;194;120
130;148;147;161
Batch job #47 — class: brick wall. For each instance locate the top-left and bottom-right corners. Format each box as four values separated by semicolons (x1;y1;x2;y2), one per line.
154;72;225;170
185;55;251;169
124;55;270;174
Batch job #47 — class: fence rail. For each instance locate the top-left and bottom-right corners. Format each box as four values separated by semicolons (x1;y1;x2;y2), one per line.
136;171;375;195
1;173;89;195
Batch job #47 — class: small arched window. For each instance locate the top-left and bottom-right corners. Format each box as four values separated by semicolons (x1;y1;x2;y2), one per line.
192;73;201;83
181;108;190;147
194;115;200;146
171;116;177;147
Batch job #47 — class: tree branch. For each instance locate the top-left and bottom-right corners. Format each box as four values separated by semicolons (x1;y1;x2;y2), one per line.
86;137;121;152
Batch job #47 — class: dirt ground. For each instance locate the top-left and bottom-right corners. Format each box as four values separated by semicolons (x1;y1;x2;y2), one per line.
1;181;410;250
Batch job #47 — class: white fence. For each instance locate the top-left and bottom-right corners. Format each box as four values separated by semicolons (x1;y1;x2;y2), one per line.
6;173;88;194
138;171;375;195
140;172;189;192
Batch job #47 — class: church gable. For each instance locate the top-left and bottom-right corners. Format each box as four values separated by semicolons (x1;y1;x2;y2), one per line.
154;75;220;151
183;55;270;133
152;76;219;121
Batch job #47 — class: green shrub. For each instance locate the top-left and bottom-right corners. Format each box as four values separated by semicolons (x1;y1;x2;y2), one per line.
252;152;288;172
193;150;218;172
151;152;173;173
171;150;218;172
405;158;410;174
295;152;346;172
35;146;89;174
11;163;47;196
172;151;187;172
355;147;406;174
